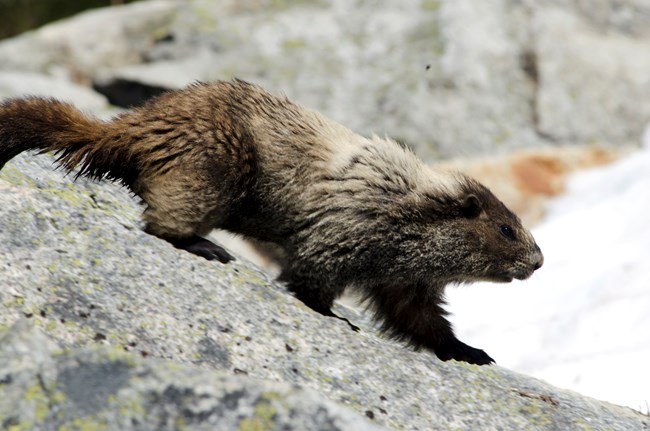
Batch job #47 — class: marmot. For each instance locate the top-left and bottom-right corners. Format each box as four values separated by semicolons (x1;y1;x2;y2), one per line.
0;79;543;365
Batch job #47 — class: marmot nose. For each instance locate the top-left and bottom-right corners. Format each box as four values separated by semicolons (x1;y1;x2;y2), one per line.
532;253;544;271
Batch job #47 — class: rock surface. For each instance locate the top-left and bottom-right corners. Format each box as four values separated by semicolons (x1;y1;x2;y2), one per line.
0;0;649;157
0;71;106;108
0;320;386;431
532;4;650;145
0;152;647;430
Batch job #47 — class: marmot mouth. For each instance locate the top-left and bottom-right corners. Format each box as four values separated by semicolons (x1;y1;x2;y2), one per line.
490;268;532;283
488;272;515;283
511;268;535;281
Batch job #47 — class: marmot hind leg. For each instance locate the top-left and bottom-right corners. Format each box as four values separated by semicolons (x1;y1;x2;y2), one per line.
146;230;234;263
139;172;235;263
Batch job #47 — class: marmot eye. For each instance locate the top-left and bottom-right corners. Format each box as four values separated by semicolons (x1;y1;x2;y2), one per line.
500;224;516;240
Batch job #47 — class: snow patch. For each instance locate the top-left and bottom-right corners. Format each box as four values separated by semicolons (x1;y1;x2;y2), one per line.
448;142;650;411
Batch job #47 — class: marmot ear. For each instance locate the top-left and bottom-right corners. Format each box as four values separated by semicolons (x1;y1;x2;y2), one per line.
460;194;482;218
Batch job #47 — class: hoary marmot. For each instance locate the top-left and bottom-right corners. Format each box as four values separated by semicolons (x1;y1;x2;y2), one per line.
0;80;543;364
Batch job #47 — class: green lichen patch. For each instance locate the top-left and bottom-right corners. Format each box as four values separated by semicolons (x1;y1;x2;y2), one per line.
239;392;281;431
0;164;38;187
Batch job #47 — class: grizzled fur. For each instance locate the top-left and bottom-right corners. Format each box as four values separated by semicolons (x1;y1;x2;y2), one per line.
0;80;543;365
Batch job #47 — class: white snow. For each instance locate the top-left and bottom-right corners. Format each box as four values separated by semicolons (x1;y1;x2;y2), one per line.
447;134;650;412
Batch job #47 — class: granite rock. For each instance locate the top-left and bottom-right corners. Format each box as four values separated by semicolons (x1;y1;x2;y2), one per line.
0;150;646;430
0;320;388;431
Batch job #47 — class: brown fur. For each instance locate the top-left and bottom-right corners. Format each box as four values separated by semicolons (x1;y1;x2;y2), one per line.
0;80;543;364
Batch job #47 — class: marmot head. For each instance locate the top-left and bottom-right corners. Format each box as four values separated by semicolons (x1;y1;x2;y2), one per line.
404;175;544;285
348;173;544;287
449;178;543;283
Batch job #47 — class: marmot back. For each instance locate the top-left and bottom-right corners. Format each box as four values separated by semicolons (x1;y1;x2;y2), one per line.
0;79;543;364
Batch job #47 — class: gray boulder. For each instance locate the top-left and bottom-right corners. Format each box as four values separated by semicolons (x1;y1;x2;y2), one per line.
0;0;179;79
1;0;649;158
0;153;646;430
0;71;111;114
532;4;650;145
0;320;386;431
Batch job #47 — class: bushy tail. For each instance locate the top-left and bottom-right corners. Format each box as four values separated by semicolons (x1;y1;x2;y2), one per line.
0;97;132;184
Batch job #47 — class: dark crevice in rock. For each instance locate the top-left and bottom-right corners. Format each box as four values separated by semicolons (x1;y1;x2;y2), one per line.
37;371;55;417
520;48;556;143
92;78;171;108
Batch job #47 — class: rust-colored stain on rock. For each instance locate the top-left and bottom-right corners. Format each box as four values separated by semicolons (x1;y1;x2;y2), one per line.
511;155;565;196
440;145;629;226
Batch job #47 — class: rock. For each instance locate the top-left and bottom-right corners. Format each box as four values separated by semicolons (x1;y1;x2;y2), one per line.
0;321;387;431
0;71;110;113
1;0;649;158
0;152;647;430
0;0;179;82
532;4;650;145
0;319;57;374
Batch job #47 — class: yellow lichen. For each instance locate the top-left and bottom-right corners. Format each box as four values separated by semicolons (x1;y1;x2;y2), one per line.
239;393;280;431
69;417;108;431
24;383;49;421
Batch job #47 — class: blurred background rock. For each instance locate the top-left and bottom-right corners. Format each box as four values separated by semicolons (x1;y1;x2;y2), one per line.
1;0;648;160
0;0;137;40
